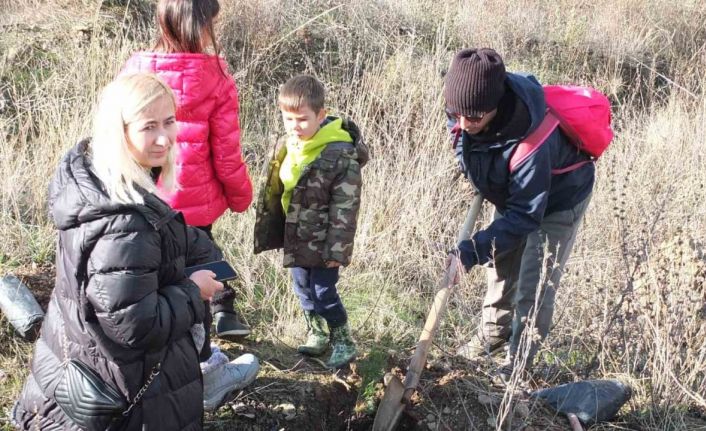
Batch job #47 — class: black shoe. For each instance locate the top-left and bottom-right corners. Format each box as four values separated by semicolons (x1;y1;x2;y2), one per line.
214;312;251;339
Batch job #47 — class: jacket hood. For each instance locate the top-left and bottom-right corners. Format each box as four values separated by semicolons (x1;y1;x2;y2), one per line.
123;52;228;110
338;117;370;167
505;72;546;135
48;140;125;230
49;140;175;231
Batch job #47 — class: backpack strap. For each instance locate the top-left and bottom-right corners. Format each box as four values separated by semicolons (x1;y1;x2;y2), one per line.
551;160;592;174
509;111;560;174
451;124;462;149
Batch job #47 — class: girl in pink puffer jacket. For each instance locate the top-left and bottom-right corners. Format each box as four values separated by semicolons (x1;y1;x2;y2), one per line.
121;0;253;378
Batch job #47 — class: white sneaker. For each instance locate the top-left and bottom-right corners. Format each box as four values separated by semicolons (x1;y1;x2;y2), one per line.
203;353;260;411
200;345;229;375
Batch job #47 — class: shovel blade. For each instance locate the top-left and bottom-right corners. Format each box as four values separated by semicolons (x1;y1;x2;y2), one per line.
373;373;406;431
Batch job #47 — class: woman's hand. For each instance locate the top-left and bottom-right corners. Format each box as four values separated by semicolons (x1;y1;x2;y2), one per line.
189;270;224;301
325;260;342;268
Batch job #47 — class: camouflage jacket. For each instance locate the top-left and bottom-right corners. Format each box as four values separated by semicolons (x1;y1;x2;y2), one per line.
254;118;369;268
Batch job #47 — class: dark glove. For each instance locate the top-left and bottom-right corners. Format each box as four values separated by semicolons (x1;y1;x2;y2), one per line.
451;239;478;271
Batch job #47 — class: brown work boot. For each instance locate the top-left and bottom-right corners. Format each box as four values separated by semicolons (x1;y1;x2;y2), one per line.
456;334;508;360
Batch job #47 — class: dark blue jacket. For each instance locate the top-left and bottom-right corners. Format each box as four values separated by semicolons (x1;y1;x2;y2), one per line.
453;73;594;269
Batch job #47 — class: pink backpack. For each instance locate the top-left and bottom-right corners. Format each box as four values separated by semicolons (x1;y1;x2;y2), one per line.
509;85;613;174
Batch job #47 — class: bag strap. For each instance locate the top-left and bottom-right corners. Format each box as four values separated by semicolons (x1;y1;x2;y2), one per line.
69;237;166;417
551;160;592;174
509;110;560;174
60;309;163;417
509;110;594;175
122;362;161;416
451;124;462;149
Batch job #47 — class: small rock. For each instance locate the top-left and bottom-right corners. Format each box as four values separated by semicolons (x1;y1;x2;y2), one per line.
426;414;435;422
0;369;6;382
514;402;530;417
442;407;451;415
274;403;296;421
427;423;437;430
6;47;19;62
477;393;495;406
231;402;255;419
74;23;90;30
487;417;497;427
230;403;247;413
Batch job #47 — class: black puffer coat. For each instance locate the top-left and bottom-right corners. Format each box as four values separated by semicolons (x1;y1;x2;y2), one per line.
13;141;218;430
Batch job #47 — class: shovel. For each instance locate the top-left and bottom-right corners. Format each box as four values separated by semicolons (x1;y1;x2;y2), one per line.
373;194;484;431
531;380;632;431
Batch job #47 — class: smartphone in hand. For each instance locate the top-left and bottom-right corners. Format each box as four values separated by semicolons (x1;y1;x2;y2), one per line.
184;260;238;282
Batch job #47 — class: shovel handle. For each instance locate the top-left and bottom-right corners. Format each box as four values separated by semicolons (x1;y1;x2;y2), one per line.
402;264;457;399
457;193;483;243
567;413;584;431
402;194;483;401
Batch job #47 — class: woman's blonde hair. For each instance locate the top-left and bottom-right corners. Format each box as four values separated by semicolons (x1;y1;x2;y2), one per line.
91;73;177;205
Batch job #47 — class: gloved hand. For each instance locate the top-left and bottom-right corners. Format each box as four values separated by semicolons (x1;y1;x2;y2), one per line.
450;239;478;271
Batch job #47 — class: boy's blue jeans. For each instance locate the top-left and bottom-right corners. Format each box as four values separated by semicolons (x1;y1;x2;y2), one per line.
291;267;348;328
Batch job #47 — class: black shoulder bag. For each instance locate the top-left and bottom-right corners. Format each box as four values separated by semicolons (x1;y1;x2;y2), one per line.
54;318;162;430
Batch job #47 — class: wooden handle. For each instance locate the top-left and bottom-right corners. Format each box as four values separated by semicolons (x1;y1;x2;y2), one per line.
401;194;484;401
402;263;457;400
567;413;584;431
457;194;484;243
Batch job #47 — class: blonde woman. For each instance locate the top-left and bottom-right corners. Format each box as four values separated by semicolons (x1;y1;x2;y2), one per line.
12;73;258;430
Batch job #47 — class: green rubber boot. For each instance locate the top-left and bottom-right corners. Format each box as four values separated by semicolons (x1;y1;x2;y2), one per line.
297;311;328;356
327;323;357;368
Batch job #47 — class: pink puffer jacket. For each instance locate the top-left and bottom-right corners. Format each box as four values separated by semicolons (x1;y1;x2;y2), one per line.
122;52;253;226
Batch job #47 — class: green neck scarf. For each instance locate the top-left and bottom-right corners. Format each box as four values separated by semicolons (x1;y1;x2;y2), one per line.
280;118;353;212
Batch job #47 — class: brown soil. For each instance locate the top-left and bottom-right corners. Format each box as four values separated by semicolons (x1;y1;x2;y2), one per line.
201;344;569;431
7;265;706;430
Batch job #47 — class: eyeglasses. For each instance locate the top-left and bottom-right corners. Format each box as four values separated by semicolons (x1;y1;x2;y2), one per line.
445;108;486;123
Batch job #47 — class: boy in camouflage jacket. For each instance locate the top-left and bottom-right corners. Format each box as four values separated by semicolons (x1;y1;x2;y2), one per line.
254;75;369;368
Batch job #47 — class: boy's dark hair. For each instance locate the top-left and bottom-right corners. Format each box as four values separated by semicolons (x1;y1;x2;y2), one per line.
155;0;220;55
278;75;326;113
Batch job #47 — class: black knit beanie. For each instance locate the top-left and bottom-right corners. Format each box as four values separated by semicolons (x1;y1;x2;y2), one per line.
444;48;506;117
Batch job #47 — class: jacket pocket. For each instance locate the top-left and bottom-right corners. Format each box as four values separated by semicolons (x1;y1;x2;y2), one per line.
296;208;329;242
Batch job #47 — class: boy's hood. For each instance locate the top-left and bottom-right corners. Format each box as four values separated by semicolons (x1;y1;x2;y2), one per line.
285;116;369;167
297;117;353;155
122;52;229;109
334;116;369;167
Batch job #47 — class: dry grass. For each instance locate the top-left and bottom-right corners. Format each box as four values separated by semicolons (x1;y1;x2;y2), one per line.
1;0;705;429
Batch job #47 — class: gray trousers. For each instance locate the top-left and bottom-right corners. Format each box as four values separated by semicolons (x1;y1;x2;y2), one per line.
478;195;592;366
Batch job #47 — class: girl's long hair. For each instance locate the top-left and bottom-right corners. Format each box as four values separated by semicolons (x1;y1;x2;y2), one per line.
91;73;177;205
155;0;221;55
